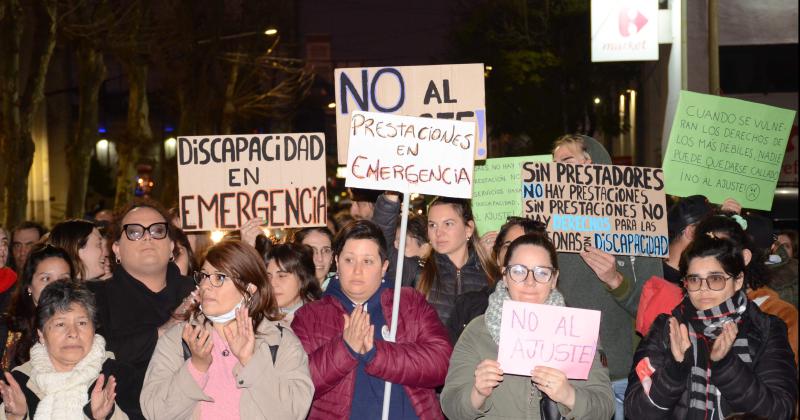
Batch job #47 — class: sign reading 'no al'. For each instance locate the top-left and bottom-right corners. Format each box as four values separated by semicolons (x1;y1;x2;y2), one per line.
335;63;486;164
345;111;475;198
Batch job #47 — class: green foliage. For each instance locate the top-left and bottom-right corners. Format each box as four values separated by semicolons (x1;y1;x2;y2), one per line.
449;0;639;156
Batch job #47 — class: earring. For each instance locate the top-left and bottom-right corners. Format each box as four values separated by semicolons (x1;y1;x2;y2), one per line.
27;290;32;297
115;257;121;264
169;255;175;262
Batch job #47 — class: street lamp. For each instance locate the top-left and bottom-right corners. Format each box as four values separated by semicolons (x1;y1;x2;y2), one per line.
264;27;278;36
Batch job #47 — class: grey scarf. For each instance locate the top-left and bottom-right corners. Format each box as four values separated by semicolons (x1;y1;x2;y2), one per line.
485;280;566;344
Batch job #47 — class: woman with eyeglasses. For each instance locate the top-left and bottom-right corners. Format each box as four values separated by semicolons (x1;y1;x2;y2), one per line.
87;200;195;420
441;232;614;420
293;227;335;290
624;234;798;419
1;245;74;371
266;243;322;327
141;240;313;419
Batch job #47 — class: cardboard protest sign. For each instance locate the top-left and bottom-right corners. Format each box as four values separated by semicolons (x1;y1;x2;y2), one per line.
497;300;601;380
663;91;796;210
177;134;327;231
473;155;551;235
335;63;486;164
521;162;668;257
345;111;475;198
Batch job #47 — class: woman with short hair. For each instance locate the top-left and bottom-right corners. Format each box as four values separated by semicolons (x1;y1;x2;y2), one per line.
141;240;313;419
292;220;452;419
0;280;136;419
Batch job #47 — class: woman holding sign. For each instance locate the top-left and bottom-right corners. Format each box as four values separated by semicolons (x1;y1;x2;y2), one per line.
624;235;798;419
441;233;614;419
291;220;452;419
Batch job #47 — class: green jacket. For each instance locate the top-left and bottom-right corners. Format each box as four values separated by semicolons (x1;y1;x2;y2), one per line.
441;315;615;420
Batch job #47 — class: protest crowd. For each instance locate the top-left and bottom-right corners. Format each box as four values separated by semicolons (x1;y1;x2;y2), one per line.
0;93;798;420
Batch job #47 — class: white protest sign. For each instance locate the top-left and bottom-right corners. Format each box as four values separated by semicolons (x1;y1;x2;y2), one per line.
335;63;486;164
177;133;327;231
345;111;475;198
497;300;601;380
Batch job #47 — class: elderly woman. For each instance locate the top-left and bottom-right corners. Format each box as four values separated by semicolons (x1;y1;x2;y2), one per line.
2;245;74;371
293;227;335;290
88;200;196;419
141;240;313;419
0;281;136;419
624;235;798;419
441;233;615;419
266;243;322;326
48;219;109;281
292;220;453;419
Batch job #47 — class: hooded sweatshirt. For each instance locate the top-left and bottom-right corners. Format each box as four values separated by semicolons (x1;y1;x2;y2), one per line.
324;276;418;420
555;135;664;381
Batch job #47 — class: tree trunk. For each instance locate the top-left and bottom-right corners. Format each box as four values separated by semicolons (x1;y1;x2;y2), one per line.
0;0;57;228
65;44;106;218
114;60;151;209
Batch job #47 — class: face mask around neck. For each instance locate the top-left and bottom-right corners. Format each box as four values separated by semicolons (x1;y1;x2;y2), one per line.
201;298;244;324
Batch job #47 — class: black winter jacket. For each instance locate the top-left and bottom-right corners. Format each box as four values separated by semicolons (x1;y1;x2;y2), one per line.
624;302;798;419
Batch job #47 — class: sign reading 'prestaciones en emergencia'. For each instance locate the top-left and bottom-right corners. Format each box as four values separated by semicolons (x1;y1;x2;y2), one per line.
498;300;601;380
335;63;486;164
345;111;475;198
177;134;327;231
663;91;796;210
521;162;668;257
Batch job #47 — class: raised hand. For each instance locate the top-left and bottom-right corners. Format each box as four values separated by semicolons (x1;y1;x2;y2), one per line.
239;218;265;247
720;198;742;215
532;366;576;409
710;321;738;362
480;231;498;255
224;307;256;366
182;323;213;372
0;371;27;420
580;246;623;289
668;317;691;363
90;374;117;420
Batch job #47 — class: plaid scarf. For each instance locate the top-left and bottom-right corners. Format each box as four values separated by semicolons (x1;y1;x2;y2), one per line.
676;289;750;420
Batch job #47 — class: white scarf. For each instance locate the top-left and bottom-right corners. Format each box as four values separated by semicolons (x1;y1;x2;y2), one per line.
29;334;108;420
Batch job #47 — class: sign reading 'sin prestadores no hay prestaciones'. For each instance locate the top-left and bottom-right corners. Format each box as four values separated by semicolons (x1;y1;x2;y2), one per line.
177;133;327;231
345;111;475;198
521;161;668;257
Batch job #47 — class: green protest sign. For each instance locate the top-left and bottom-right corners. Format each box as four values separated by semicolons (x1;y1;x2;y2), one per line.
663;91;796;210
473;155;551;234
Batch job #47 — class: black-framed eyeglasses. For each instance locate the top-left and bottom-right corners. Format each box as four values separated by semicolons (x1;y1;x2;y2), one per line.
122;223;169;241
683;274;735;292
504;264;556;284
193;271;231;287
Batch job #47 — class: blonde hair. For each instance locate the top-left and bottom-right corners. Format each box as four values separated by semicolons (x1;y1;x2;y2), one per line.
552;134;591;160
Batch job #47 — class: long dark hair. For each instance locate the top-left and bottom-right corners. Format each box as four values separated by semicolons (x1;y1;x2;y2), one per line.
417;197;499;297
47;219;96;280
4;244;75;368
267;243;322;304
185;241;282;328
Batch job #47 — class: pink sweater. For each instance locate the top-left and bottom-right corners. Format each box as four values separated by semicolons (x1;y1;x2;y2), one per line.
187;329;242;419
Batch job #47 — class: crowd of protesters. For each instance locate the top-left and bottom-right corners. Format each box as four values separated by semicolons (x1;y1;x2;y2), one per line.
0;134;796;419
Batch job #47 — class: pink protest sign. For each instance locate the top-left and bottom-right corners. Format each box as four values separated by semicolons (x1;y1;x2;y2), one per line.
497;300;601;380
